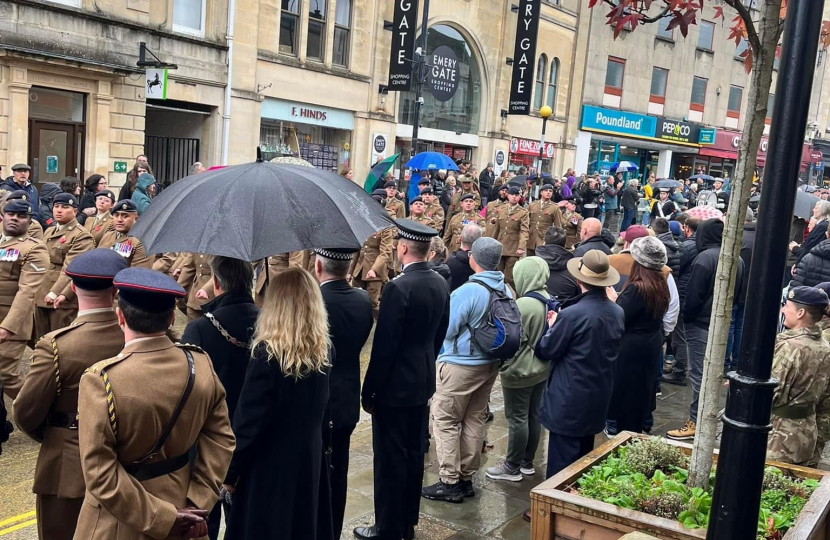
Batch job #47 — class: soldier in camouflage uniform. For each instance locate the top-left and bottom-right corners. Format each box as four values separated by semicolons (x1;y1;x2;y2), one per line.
767;286;830;466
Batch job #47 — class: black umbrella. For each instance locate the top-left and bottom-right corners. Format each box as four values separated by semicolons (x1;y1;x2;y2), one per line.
653;179;682;189
688;174;715;182
130;162;394;261
793;189;821;220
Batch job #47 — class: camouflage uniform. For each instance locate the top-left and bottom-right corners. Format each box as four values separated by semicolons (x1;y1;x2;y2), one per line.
813;318;830;464
767;325;830;465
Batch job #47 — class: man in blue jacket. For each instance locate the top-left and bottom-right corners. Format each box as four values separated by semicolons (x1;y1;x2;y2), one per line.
1;163;40;224
535;250;624;478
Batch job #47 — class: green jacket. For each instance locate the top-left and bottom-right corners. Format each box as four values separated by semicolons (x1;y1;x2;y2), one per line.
500;256;551;389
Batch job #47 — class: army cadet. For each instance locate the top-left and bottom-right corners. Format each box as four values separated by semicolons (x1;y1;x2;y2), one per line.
35;193;95;338
492;186;529;288
409;196;437;231
350;200;395;319
253;251;305;307
152;252;180;276
449;175;481;216
443;194;485;253
14;249;128;540
526;183;564;256
98;200;153;269
561;196;584;250
422;188;445;230
87;189;116;246
0;198;49;398
74;268;235;540
767;286;830;466
416;176;432;194
2;190;44;240
384;180;406;220
176;252;216;321
485;184;509;238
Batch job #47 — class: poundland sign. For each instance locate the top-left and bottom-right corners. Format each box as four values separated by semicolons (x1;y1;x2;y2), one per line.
581;105;656;139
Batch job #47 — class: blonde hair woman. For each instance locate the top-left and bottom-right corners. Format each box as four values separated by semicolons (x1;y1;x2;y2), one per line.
223;267;332;540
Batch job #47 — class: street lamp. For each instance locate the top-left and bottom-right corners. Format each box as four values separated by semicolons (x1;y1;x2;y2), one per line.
538;105;552;178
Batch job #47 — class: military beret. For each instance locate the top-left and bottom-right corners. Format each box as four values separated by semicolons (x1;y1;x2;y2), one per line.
95;189;116;203
460;176;473;183
11;163;31;172
395;218;438;243
421;187;434;195
5;190;30;202
114;268;186;313
65;248;128;290
371;189;387;198
507;186;521;195
4;199;31;215
564;195;576;202
314;247;358;261
418;178;431;185
497;184;509;193
787;286;829;307
384;180;397;188
111;199;138;214
460;193;475;202
410;196;424;205
540;184;554;192
53;193;79;208
815;282;830;302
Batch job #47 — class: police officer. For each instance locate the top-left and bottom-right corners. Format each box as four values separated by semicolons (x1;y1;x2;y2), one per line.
409;196;438;231
98;200;153;269
561;196;584;250
177;253;216;321
767;286;830;466
384;181;405;219
74;268;235;540
443;194;485;253
87;189;116;246
526;183;564;256
484;184;509;238
35;193;95;339
0;197;49;399
15;249;128;540
3;190;44;240
492;186;529;288
356;220;450;540
449;176;481;216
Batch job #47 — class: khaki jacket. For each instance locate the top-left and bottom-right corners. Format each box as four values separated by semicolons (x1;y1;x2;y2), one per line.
425;201;445;228
176;253;215;311
410;214;439;232
527;200;564;251
0;235;49;340
563;211;584;250
28;219;44;241
88;213;114;247
254;252;305;297
349;227;394;282
484;200;505;237
152;253;180;276
450;188;481;215
75;338;235;540
493;204;529;256
386;198;405;220
443;212;485;253
14;309;125;498
98;230;153;269
36;220;95;309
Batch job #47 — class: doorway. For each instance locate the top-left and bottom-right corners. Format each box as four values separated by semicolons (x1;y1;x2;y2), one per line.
27;86;86;186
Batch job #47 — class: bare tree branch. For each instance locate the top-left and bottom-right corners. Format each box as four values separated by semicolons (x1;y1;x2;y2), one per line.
723;0;762;51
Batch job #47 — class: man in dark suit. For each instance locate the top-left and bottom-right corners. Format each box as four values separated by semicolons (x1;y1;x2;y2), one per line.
313;247;374;539
355;220;451;540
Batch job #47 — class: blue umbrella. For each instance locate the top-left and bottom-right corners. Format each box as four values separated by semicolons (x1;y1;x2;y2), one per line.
405;151;460;172
612;161;639;173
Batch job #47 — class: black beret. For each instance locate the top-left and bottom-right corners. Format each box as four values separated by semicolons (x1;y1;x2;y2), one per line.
507;186;521;195
11;163;31;171
564;195;576;202
65;248;128;290
497;184;509;193
53;193;78;208
460;193;475;202
95;189;116;203
4;199;31;214
111;199;138;214
418;178;431;185
421;187;434;195
815;282;830;302
314;247;358;261
395;218;438;243
114;268;186;313
6;190;30;202
540;184;554;191
410;196;424;204
384;180;397;188
787;286;829;307
371;189;387;197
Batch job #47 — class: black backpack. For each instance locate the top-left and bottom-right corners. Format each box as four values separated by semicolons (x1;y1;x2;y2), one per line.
456;282;522;360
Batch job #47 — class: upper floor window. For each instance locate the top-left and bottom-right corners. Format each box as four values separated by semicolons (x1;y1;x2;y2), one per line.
280;0;300;55
735;38;750;60
307;0;326;61
173;0;206;36
47;0;81;5
727;85;743;118
534;55;547;110
650;67;668;103
766;94;775;123
546;58;559;110
697;21;715;51
690;76;707;111
605;57;625;96
656;17;673;40
333;0;352;67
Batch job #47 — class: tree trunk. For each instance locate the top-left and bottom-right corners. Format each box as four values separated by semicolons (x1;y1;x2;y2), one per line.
686;0;783;490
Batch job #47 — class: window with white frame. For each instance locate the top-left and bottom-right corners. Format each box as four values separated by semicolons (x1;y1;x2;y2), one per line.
534;55;547;110
280;0;300;55
546;58;559;110
307;0;326;61
173;0;206;36
656;16;673;40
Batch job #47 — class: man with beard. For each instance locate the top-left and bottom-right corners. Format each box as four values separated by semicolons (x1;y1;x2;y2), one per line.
98;200;153;269
485;184;509;238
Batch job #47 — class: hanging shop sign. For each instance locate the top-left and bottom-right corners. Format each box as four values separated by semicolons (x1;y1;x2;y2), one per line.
655;117;700;145
508;0;541;115
388;0;420;91
428;45;459;102
145;68;168;100
580;105;656;140
510;137;555;158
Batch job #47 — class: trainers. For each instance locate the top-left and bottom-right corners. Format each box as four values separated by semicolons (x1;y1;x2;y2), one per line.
656;383;663;397
520;461;536;475
603;426;617;438
421;480;465;503
666;420;696;441
459;479;475;498
485;461;523;482
661;371;687;386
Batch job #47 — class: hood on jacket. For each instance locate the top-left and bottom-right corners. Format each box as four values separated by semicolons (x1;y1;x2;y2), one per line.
696;218;724;252
535;243;574;271
39;182;62;202
601;229;616;248
514;256;550;296
469;270;508;291
657;231;680;252
135;173;155;194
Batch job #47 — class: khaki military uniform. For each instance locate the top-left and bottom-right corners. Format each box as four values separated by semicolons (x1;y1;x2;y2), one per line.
87;213;113;247
817;318;830;464
562;211;584;251
527;200;564;255
35;220;95;339
74;338;235;540
411;214;439;232
450;189;481;216
152;253;180;276
0;234;48;398
767;325;830;466
176;253;216;321
425;201;445;230
350;227;394;318
14;309;125;540
98;230;153;269
254;251;305;307
386;198;406;220
484;199;505;238
443;211;485;253
493;204;529;287
28;219;44;241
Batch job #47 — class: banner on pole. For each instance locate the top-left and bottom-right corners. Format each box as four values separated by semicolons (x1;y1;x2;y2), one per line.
508;0;541;115
388;0;420;91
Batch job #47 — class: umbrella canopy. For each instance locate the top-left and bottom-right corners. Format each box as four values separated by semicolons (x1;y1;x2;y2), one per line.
405;152;460;172
270;156;314;167
686;205;724;221
613;161;639;173
794;189;821;220
508;175;528;188
364;154;399;193
130;162;394;261
653;179;682;189
688;174;715;182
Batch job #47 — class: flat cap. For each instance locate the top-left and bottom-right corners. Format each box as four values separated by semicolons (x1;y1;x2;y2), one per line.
410;196;424;205
460;176;473;183
111;199;137;214
787;286;829;307
421;187;434;195
114;267;186;313
460;193;475;202
540;184;554;192
395;218;438;243
507;186;521;195
11;163;31;171
4;199;31;214
95;189;116;203
384;180;397;188
487;162;494;168
65;248;128;290
53;193;78;208
314;247;358;261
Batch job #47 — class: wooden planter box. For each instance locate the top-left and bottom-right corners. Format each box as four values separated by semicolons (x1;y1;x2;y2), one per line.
530;432;830;540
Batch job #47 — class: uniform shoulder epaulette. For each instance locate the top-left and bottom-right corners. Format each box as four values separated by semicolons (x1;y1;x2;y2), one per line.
176;342;205;354
42;320;86;342
86;354;129;375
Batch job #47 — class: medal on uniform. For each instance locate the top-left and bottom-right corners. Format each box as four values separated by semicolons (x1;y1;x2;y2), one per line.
571;217;579;225
0;249;6;262
113;242;133;258
94;226;101;232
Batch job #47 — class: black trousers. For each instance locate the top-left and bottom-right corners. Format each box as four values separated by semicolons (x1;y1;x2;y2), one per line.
331;424;356;539
207;498;231;540
372;403;428;536
546;432;595;478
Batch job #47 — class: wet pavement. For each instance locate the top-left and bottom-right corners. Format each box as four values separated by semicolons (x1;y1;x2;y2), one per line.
0;314;711;539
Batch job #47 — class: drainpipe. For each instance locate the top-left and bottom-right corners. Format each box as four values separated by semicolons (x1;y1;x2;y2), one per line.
220;0;236;165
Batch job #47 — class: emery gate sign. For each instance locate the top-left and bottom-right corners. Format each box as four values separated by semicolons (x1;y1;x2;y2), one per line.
508;0;541;115
388;0;419;90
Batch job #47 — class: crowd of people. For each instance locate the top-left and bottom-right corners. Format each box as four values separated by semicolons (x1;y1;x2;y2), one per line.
0;153;829;540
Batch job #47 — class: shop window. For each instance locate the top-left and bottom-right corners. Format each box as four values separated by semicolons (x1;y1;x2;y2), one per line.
280;0;300;55
307;0;327;61
333;0;352;67
766;94;775;124
546;58;559;110
605;57;625;97
727;86;743;119
697;21;715;51
690;76;707;112
173;0;206;36
534;55;547;111
656;16;673;40
650;67;668;104
735;38;750;60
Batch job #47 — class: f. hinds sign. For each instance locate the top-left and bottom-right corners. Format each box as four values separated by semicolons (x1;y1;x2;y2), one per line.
291;106;327;122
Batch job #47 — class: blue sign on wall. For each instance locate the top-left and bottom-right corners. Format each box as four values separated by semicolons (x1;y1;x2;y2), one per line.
581;105;657;140
698;128;717;145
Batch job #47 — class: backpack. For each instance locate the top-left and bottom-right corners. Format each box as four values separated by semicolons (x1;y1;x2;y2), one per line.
456;282;522;360
522;291;561;335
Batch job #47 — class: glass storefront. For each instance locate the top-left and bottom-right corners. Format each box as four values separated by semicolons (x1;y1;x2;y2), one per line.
587;140;658;178
259;119;351;172
672;154;736;180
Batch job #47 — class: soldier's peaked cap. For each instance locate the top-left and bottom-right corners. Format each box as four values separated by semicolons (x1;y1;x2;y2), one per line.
65;248;128;290
460;193;475;202
4;199;31;214
111;199;138;214
395;219;437;243
114;268;186;313
95;189;116;202
787;286;829;308
6;190;30;201
314;247;358;261
53;193;79;208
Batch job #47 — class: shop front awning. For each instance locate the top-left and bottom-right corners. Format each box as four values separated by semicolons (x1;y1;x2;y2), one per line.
699;148;737;159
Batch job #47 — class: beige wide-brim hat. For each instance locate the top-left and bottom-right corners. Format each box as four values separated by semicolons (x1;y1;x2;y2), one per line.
566;250;621;288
